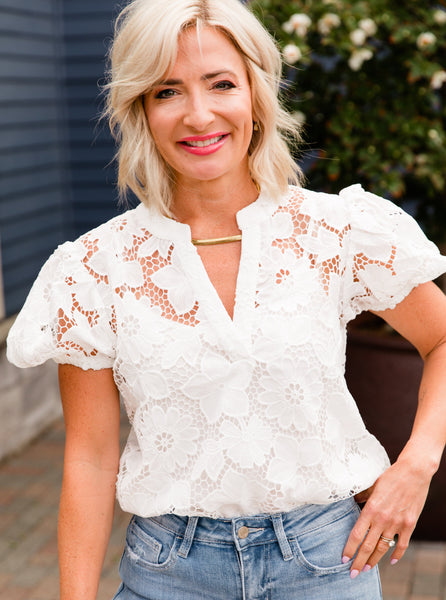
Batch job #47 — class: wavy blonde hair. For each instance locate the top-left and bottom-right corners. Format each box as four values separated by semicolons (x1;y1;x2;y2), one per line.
104;0;303;214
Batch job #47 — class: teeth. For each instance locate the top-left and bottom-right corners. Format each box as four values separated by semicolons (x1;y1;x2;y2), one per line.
184;135;224;147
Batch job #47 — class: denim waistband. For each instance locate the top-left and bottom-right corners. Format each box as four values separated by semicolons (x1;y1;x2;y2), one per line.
134;496;357;562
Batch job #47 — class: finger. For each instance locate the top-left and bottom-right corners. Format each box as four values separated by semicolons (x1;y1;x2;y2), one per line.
349;529;388;579
389;531;410;566
342;514;371;566
357;533;396;573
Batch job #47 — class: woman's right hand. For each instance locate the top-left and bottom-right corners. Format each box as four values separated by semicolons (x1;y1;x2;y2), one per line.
58;365;121;600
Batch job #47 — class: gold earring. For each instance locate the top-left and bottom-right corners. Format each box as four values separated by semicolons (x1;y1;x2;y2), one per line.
253;122;259;132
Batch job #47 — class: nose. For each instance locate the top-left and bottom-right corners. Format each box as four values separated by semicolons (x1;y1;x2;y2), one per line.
183;91;214;131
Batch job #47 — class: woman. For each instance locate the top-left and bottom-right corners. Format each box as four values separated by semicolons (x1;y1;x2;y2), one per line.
7;0;446;598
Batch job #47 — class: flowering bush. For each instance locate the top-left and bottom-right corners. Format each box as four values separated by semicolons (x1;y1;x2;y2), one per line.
250;0;446;242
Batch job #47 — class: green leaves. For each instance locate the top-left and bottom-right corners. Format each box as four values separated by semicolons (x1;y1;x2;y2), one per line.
251;0;446;242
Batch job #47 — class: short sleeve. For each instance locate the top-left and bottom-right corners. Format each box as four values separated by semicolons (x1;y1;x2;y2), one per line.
340;184;446;322
7;237;117;371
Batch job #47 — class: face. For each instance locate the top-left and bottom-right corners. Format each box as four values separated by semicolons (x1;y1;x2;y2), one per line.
144;27;254;189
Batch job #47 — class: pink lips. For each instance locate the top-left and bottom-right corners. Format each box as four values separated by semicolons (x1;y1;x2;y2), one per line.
178;132;229;156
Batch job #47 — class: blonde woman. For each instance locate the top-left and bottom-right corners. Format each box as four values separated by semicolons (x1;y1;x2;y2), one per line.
7;1;446;598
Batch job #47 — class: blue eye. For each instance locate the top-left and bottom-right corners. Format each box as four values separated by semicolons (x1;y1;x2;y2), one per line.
214;80;236;90
154;88;177;99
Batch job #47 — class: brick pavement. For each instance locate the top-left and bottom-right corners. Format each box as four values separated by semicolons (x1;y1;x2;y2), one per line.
1;418;445;600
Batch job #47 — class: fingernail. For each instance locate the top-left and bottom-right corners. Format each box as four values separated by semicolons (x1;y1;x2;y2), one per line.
342;555;350;564
391;559;399;566
350;569;360;579
362;564;372;573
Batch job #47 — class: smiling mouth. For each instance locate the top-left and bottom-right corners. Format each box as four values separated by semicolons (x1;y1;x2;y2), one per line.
181;135;227;148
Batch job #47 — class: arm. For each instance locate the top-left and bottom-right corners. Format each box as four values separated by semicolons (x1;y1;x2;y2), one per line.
58;364;121;600
343;281;446;577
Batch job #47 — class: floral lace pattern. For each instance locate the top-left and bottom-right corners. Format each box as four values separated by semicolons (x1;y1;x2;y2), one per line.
7;185;446;518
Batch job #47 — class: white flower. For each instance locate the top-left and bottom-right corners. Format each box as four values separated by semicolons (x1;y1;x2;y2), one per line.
203;470;266;518
150;246;196;314
358;18;377;37
428;129;442;145
350;28;367;46
282;20;294;35
182;350;253;423
416;32;437;49
322;0;342;7
430;70;446;90
283;44;302;65
317;13;341;36
267;436;304;486
433;9;446;25
190;438;225;482
256;247;320;314
138;234;172;260
142;406;199;473
289;13;312;37
297;437;323;467
220;416;272;468
121;314;140;336
268;436;323;482
259;357;323;430
348;48;373;71
160;323;201;369
292;110;306;126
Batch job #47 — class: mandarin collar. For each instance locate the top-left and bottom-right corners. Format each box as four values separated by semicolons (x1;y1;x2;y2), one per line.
135;188;281;243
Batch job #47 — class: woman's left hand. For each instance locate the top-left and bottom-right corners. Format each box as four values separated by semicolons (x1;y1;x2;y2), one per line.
342;458;431;578
343;281;446;579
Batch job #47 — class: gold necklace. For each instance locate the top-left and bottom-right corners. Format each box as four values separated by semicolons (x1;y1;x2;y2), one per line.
173;181;260;246
191;234;242;246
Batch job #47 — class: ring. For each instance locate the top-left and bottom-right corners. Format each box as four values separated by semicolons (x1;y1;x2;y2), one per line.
380;535;396;548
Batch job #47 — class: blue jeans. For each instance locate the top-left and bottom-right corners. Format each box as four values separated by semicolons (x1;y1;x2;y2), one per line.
112;497;382;599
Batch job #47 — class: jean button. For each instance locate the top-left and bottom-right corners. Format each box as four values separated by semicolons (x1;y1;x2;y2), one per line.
237;526;249;539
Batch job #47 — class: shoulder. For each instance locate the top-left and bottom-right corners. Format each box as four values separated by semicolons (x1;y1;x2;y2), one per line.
34;205;150;292
54;205;146;262
282;184;408;232
277;184;349;228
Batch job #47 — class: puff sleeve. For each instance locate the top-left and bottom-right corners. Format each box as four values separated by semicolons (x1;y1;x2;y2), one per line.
7;236;116;371
340;184;446;322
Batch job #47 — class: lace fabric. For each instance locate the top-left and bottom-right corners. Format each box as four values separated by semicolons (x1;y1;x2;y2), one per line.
7;185;446;518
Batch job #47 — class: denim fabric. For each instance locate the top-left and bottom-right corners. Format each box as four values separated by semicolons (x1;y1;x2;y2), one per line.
112;497;382;600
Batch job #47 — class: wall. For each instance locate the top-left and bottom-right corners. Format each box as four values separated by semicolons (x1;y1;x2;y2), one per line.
62;0;121;238
0;0;122;460
0;0;72;317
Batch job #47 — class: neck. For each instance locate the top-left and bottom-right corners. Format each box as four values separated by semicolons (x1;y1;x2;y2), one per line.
171;173;258;225
171;176;259;243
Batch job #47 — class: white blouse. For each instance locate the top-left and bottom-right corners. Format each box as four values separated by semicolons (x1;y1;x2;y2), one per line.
7;185;446;518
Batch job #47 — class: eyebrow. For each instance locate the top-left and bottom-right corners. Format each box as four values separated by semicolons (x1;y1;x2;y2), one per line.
157;70;238;86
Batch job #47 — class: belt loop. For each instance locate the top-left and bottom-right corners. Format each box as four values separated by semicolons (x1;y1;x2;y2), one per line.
178;516;198;559
271;514;293;561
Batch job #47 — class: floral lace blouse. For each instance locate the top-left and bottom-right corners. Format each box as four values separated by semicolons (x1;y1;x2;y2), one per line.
7;185;446;518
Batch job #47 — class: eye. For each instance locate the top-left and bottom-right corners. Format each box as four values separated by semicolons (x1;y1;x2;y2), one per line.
154;88;177;99
213;80;236;91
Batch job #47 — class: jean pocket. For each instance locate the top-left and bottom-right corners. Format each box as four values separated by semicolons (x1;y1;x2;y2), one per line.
290;503;360;575
124;516;180;570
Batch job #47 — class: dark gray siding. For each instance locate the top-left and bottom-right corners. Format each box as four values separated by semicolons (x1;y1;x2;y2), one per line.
0;0;72;316
62;1;121;237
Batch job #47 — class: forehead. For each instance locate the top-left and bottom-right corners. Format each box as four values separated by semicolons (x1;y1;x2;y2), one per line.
169;26;248;78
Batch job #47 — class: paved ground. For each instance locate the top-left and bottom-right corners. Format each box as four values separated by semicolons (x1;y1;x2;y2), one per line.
1;417;445;600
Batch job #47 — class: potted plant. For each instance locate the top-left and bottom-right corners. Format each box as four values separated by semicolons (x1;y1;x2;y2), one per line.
250;0;446;540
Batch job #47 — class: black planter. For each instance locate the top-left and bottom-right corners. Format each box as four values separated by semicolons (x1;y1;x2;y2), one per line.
345;329;446;541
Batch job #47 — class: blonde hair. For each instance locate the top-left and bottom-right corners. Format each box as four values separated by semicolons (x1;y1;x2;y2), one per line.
104;0;303;214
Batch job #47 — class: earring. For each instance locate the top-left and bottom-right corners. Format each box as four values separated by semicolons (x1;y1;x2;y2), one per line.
253;122;259;132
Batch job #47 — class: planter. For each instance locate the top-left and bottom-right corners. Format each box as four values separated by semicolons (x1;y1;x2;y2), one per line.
345;328;446;541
